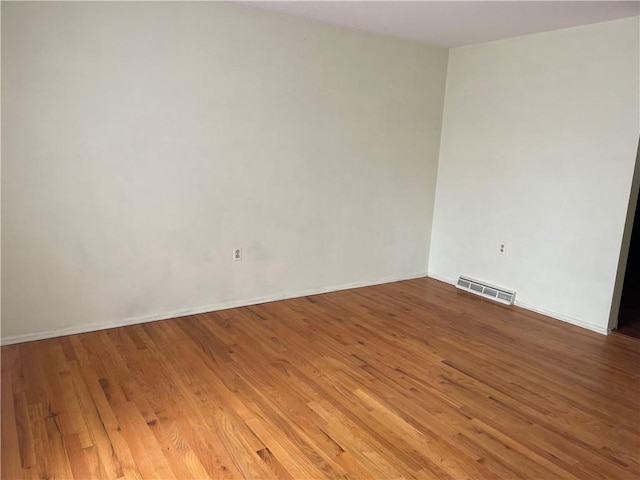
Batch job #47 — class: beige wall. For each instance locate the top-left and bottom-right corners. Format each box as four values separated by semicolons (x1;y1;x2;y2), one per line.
4;3;637;343
1;2;448;343
429;17;640;333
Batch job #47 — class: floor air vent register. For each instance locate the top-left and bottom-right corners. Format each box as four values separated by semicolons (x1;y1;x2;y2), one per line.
456;276;516;305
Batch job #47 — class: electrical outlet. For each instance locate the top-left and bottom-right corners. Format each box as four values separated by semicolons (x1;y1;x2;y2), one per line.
499;242;506;255
233;247;242;262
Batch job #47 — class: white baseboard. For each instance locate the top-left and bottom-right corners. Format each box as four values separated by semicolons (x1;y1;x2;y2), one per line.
513;301;609;335
427;272;457;285
1;272;428;346
427;272;608;336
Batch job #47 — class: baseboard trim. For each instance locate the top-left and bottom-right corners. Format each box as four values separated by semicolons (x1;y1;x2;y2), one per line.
513;301;609;336
426;272;457;285
1;272;428;346
427;272;609;336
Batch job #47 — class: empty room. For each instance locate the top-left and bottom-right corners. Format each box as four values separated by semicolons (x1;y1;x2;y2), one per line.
2;1;639;478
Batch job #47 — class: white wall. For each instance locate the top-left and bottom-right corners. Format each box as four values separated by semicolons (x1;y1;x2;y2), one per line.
1;2;448;343
429;17;640;334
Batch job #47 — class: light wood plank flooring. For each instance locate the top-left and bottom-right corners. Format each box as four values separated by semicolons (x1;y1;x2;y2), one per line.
2;277;639;479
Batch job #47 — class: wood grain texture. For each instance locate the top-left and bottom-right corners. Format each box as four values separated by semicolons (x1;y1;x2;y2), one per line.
2;277;639;479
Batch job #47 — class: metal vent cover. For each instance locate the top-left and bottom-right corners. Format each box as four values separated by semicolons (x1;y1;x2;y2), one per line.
456;276;515;305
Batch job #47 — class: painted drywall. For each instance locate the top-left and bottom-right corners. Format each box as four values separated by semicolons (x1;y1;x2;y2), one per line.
429;17;640;334
1;2;448;343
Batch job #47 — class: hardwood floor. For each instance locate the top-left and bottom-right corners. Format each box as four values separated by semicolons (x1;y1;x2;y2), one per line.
2;277;639;479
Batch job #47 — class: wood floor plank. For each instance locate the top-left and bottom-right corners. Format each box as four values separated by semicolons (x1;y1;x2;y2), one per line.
2;277;639;479
1;348;25;480
13;391;36;469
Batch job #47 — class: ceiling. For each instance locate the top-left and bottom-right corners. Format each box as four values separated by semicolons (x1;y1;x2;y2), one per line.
240;1;640;47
